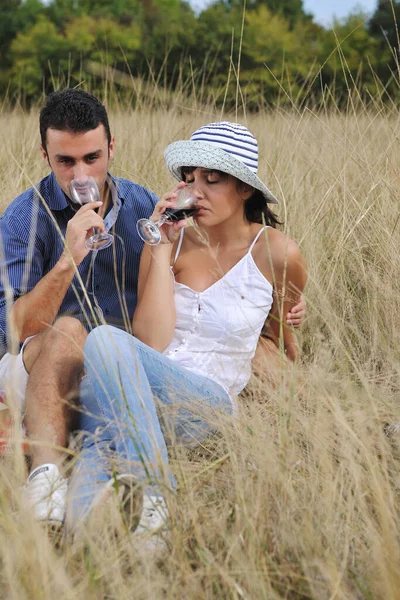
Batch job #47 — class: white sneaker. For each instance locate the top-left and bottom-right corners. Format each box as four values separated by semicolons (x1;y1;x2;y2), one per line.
89;474;143;531
68;474;143;547
23;463;67;525
134;495;170;556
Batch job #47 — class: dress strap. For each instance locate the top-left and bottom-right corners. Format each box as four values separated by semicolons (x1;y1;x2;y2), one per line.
172;228;185;266
248;226;268;254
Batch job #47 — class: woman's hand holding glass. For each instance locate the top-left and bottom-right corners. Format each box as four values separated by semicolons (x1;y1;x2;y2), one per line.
137;183;198;246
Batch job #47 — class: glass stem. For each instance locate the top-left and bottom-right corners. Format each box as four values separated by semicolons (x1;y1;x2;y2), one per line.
155;214;169;228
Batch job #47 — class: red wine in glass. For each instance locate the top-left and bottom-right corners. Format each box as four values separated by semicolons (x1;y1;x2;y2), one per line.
137;187;198;245
163;206;199;221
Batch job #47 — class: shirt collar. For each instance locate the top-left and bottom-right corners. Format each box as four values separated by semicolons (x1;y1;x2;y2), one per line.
107;173;126;205
103;174;122;230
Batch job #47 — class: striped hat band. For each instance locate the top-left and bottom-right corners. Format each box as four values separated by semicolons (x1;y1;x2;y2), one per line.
190;122;258;172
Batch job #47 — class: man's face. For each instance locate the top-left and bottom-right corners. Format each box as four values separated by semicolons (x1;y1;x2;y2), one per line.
40;125;114;202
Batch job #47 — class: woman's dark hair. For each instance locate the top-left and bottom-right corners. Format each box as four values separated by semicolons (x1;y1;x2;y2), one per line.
180;166;282;228
244;189;281;228
39;89;112;152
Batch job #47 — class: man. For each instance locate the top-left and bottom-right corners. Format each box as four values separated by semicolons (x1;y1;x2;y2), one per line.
0;89;305;526
0;89;158;524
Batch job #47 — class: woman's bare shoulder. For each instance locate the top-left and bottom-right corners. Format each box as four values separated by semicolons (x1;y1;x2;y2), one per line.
252;228;307;293
254;227;303;267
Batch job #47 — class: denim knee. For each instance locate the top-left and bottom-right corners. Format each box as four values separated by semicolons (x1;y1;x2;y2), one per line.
85;325;129;364
85;324;116;353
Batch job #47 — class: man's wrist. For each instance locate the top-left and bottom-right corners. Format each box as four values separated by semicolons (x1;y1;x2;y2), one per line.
57;251;77;273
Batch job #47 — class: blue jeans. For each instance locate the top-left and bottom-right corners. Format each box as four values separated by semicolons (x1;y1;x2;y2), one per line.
67;325;232;528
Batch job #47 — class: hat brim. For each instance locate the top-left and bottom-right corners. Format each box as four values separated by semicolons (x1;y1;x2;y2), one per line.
164;140;279;204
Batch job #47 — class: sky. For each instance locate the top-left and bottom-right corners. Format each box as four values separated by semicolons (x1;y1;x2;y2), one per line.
303;0;377;25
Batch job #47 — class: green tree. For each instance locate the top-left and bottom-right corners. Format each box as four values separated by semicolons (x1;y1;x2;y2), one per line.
368;0;400;95
222;0;310;28
8;13;142;101
9;15;65;98
369;0;400;50
47;0;198;85
194;1;244;100
46;0;145;27
132;0;198;86
0;0;394;107
0;0;45;70
319;11;383;104
239;5;323;105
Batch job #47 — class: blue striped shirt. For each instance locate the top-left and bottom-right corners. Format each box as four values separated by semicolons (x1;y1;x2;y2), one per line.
0;172;158;356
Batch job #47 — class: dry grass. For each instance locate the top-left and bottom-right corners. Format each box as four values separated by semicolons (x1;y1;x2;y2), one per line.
0;99;400;599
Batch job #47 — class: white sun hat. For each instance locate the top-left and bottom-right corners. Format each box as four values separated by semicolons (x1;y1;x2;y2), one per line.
164;121;279;204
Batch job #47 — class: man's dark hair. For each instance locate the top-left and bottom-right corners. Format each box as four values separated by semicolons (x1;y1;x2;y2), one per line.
39;89;112;152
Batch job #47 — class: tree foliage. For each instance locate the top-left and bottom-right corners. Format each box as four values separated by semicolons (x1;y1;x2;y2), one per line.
1;0;400;107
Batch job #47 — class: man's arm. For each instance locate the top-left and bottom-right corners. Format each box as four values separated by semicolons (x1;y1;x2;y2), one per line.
9;255;76;343
254;292;305;368
2;200;105;348
267;241;307;362
252;239;307;380
259;293;305;344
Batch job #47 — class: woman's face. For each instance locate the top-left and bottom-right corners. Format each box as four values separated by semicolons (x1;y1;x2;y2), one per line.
182;168;252;226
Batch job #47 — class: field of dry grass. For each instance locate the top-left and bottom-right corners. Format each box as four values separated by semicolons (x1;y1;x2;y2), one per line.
0;98;400;599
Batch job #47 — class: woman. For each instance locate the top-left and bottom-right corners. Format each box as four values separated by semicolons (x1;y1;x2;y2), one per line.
67;122;307;550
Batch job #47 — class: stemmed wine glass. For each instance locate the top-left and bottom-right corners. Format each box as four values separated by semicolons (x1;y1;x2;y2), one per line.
136;186;198;246
69;176;114;251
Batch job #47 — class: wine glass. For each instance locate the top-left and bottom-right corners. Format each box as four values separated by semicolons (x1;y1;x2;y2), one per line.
69;176;114;251
136;186;198;246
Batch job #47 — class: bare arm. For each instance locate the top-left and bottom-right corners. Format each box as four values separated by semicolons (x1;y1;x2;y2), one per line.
257;292;306;350
132;190;186;352
9;201;105;343
267;240;307;362
132;243;176;352
10;256;76;343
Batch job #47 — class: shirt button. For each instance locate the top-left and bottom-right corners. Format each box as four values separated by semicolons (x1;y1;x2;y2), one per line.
105;309;109;315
